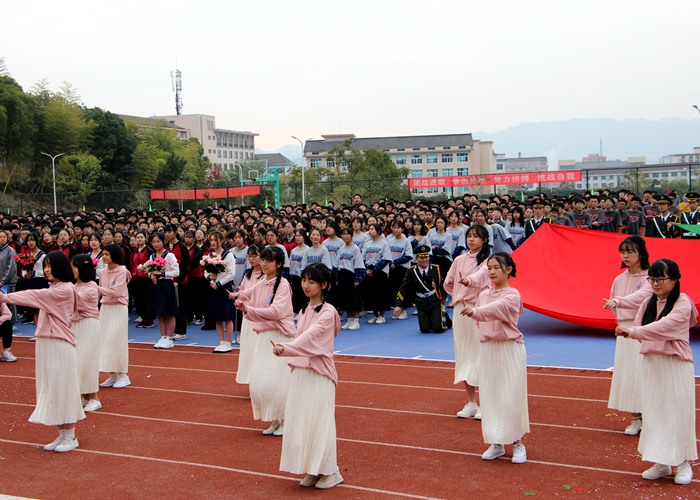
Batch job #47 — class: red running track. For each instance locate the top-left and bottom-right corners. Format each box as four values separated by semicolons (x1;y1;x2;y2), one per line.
0;339;698;498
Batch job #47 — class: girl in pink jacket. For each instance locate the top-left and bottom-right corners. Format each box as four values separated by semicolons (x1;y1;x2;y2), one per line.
272;262;344;490
616;259;698;485
231;246;295;436
0;251;85;453
463;253;529;465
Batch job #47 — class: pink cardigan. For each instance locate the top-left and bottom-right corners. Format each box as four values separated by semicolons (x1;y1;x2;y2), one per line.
628;293;697;362
277;302;340;384
0;282;78;345
97;265;131;305
609;269;653;322
443;252;490;305
75;281;100;321
237;277;296;338
471;287;524;343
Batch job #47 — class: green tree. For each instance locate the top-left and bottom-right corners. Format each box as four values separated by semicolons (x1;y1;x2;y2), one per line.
56;152;101;210
83;107;136;188
0;74;36;194
130;141;167;188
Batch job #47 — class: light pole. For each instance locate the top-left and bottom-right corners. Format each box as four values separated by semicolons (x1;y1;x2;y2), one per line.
40;152;65;214
693;104;700;115
236;162;244;206
291;136;311;205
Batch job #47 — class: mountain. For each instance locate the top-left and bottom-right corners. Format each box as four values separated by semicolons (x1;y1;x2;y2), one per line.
258;118;700;169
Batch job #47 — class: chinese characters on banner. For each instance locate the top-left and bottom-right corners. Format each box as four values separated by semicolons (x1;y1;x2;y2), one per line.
407;170;583;189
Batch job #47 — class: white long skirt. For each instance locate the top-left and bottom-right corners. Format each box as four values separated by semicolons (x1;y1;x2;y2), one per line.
638;354;697;466
453;302;480;386
280;368;338;476
479;341;530;445
235;317;258;385
30;338;86;426
98;304;129;373
608;320;643;412
73;317;101;394
249;330;292;422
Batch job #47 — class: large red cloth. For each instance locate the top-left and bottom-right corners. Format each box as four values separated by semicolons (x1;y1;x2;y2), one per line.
511;224;700;330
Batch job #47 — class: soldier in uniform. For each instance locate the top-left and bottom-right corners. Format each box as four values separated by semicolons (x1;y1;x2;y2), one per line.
524;198;554;240
393;245;446;333
679;192;700;239
647;195;681;238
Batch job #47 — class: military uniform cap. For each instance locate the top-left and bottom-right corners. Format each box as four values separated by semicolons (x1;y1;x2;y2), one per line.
531;198;546;208
657;195;672;205
414;245;431;257
685;192;700;202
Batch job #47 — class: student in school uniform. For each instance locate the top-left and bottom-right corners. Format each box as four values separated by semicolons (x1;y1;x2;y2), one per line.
0;251;85;452
150;233;180;350
289;229;310;314
362;223;393;325
337;227;366;330
205;231;237;353
462;253;529;464
615;259;698;485
272;262;344;490
234;245;265;386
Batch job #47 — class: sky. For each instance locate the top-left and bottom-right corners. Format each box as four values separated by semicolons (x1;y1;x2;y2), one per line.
3;0;700;152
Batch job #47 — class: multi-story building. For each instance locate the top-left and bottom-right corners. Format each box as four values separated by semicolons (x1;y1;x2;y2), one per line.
303;133;497;196
660;147;700;164
154;114;258;174
496;153;548;174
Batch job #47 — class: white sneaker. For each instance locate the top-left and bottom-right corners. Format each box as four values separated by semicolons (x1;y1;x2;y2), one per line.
163;338;174;349
44;436;64;451
397;310;408;320
262;421;280;435
367;316;377;324
153;337;168;349
172;333;187;341
273;423;284;436
315;471;344;489
482;444;505;460
1;349;17;362
100;373;118;387
456;402;479;418
675;461;693;485
642;463;672;480
474;408;482;420
300;474;321;487
341;320;351;330
347;320;360;330
81;398;88;408
83;399;102;412
624;417;642;435
213;342;227;353
113;374;131;388
220;342;233;353
55;437;79;453
511;444;527;464
374;316;386;324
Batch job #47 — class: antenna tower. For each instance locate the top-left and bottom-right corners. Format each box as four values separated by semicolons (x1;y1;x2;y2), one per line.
171;69;183;115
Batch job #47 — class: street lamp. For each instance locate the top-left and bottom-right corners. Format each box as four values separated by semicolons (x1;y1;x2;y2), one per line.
40;152;65;214
693;104;700;116
291;136;312;205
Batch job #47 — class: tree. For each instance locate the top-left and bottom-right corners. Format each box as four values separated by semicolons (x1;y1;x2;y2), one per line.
130;142;168;188
83;107;136;188
55;152;101;210
345;147;408;202
0;74;36;194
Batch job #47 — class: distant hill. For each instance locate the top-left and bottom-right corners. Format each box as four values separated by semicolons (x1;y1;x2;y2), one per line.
258;118;700;169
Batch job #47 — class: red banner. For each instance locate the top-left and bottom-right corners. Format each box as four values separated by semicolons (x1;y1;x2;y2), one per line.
150;185;261;200
407;170;582;189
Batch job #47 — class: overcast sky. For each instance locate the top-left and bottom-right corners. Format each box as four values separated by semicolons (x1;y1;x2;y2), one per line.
3;0;699;151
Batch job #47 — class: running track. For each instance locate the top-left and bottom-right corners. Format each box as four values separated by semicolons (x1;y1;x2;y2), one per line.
0;340;698;498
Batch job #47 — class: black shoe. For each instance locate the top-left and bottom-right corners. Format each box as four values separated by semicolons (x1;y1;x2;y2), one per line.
200;324;215;331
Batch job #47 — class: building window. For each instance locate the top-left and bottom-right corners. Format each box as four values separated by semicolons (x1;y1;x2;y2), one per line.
207;149;212;154
457;153;468;162
411;154;422;164
395;155;407;165
397;148;405;152
496;163;504;171
427;187;439;194
441;153;453;163
458;145;467;149
411;169;422;178
661;172;668;178
428;147;435;150
444;146;451;150
310;159;322;168
326;159;335;168
217;150;221;158
426;154;438;164
412;147;420;151
457;167;469;176
442;168;453;177
426;169;438;177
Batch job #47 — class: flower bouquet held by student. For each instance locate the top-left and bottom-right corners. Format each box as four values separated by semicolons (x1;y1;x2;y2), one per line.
272;262;344;489
0;251;85;452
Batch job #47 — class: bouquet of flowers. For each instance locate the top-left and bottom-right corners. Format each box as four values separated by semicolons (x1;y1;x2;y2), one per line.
15;253;36;278
201;254;226;274
139;256;167;274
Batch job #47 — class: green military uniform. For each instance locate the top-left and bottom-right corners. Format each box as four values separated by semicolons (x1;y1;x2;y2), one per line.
524;198;554;240
395;260;445;334
680;192;700;239
648;195;681;239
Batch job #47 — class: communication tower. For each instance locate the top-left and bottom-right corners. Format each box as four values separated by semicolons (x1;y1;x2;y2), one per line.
171;69;182;115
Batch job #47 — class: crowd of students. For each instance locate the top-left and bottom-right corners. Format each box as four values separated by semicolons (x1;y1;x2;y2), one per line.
0;186;697;488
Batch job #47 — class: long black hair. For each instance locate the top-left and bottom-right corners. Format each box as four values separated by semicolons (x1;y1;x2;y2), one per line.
618;236;650;270
260;245;285;304
641;259;681;326
465;224;490;266
300;262;332;313
72;254;96;283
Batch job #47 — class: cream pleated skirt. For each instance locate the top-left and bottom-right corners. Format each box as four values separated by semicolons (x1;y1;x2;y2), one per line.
608;320;643;412
98;304;129;373
453;302;480;386
638;354;697;466
30;337;86;426
235;317;258;385
249;330;292;422
280;367;338;476
73;317;101;394
478;340;530;445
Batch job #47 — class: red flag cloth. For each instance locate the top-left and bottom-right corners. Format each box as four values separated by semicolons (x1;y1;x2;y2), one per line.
511;224;700;330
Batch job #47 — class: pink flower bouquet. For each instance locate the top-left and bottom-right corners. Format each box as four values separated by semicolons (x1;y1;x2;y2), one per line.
201;254;226;274
139;256;167;274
